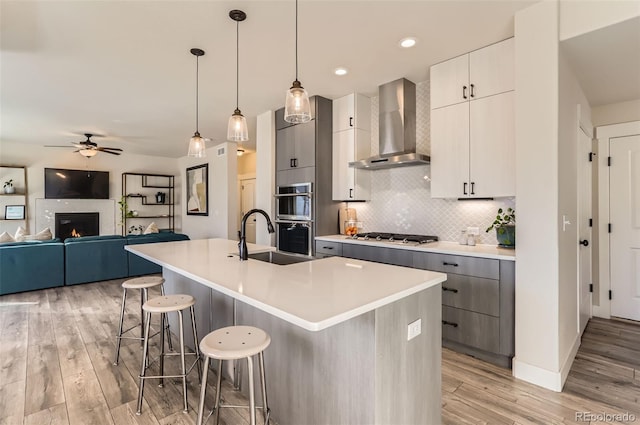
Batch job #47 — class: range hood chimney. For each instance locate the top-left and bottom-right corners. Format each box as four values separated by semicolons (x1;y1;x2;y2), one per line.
350;78;429;170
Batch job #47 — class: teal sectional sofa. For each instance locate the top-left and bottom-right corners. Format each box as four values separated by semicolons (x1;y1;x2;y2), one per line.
0;239;65;295
0;232;189;295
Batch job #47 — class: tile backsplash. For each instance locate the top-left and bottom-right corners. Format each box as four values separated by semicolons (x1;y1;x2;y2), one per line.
352;80;515;245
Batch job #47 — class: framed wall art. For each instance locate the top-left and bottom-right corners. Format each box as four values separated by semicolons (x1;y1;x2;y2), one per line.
186;164;208;216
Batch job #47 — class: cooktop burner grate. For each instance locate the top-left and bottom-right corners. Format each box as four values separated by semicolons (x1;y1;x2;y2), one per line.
352;232;438;244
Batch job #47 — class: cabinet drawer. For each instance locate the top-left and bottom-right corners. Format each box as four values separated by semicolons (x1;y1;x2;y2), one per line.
413;252;499;280
342;244;413;267
315;241;343;256
442;306;499;353
442;274;499;317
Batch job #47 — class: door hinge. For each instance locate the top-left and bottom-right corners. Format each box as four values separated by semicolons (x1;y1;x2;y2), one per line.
608;223;612;233
607;156;611;166
588;152;595;162
589;284;593;293
589;218;592;227
609;290;612;300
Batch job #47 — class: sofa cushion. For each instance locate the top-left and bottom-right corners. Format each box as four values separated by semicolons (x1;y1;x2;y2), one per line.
143;222;159;234
23;227;53;241
65;237;128;285
65;234;125;244
0;242;65;295
0;239;61;247
0;232;15;243
14;226;27;241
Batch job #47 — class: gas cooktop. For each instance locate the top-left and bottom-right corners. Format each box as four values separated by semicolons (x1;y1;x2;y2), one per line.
350;232;438;244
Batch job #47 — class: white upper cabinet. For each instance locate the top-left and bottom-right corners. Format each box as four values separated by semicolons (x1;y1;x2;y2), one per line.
430;38;515;198
333;94;371;132
469;38;515;100
332;94;371;201
430;54;469;110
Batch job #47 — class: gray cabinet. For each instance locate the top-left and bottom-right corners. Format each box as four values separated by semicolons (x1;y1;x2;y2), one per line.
276;121;315;172
314;239;515;368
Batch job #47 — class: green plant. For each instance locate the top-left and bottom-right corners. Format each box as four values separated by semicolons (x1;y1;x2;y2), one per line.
486;207;515;233
117;196;130;225
3;179;13;188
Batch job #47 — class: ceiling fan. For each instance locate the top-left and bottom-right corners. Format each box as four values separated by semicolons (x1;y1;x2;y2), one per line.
46;133;123;156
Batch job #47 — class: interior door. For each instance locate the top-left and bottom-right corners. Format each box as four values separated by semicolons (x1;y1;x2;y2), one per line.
578;126;592;334
240;179;256;244
610;135;640;321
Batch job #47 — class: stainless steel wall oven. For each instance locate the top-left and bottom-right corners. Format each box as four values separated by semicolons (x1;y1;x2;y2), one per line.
275;182;313;255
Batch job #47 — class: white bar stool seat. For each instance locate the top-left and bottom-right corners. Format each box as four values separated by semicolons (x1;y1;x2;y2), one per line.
197;326;271;425
114;276;172;365
136;293;202;415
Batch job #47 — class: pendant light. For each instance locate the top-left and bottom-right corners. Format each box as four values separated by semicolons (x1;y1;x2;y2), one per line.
284;0;311;123
188;48;206;158
227;10;249;143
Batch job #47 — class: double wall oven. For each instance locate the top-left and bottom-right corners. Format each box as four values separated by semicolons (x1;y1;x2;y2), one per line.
275;182;313;255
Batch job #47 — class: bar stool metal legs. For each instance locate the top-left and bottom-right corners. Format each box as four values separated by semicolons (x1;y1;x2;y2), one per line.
136;294;201;416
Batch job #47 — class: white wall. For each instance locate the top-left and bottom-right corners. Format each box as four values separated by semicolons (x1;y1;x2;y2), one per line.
559;0;640;40
513;0;562;390
255;110;276;246
178;142;238;240
0;140;180;235
592;99;640;127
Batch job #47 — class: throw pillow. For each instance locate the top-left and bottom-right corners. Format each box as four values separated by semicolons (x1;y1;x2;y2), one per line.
23;227;53;241
0;231;15;243
143;222;159;234
14;226;27;242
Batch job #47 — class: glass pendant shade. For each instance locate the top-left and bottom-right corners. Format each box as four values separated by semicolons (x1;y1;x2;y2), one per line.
227;109;248;142
284;80;311;123
79;149;97;157
188;132;206;158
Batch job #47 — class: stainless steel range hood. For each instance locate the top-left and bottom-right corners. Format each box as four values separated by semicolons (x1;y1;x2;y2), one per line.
350;78;430;170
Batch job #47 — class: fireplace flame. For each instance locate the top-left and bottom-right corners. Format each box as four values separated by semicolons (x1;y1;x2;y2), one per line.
71;229;81;238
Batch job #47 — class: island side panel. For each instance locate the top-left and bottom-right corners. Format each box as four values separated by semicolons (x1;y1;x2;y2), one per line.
375;284;442;425
237;302;376;425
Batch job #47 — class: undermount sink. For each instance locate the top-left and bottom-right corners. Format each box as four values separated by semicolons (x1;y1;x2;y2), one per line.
247;251;314;266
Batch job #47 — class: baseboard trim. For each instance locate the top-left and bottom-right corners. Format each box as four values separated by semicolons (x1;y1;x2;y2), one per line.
512;334;580;392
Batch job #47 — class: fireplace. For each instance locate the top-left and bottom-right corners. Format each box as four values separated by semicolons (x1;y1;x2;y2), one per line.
55;212;99;240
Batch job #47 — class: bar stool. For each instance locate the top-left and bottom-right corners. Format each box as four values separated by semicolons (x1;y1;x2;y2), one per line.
113;276;172;366
196;325;271;425
136;294;202;415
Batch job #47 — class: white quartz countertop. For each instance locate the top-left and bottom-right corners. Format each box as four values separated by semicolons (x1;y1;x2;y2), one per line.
316;235;516;261
126;239;446;332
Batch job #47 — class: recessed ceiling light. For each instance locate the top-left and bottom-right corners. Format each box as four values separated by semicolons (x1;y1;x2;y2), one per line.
334;67;348;76
399;37;417;48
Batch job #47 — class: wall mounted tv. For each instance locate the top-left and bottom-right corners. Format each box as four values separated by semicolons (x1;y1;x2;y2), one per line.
44;168;110;199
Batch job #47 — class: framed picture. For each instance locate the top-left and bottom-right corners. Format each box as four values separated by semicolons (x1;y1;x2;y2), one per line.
186;163;208;216
5;205;25;220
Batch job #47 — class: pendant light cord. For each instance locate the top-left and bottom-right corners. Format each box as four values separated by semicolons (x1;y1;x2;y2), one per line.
236;20;240;110
195;55;199;133
295;0;298;81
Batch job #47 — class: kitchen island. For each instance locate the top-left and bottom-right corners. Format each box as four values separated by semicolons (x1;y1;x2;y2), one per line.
126;238;447;425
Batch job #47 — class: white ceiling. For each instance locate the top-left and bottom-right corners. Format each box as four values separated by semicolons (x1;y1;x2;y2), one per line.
1;0;540;158
561;15;640;107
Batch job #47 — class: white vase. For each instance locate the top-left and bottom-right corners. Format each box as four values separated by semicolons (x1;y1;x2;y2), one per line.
4;186;15;194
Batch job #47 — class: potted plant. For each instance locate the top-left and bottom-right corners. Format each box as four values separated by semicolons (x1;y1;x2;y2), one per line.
486;207;515;248
3;179;14;194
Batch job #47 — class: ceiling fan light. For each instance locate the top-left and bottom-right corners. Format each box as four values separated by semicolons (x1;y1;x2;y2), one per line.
227;109;249;142
187;132;206;158
284;81;311;123
79;149;97;157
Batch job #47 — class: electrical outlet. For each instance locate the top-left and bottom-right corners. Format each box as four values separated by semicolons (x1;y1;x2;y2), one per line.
407;319;422;341
466;226;480;236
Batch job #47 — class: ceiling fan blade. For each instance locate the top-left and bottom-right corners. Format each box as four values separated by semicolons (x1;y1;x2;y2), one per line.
100;150;121;155
97;147;123;152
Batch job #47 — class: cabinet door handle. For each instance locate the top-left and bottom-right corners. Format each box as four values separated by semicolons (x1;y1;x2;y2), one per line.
442;320;459;328
322;246;334;250
442;287;459;293
349;188;353;199
470;84;475;98
463;182;468;195
290;158;294;168
462;85;468;99
443;261;459;267
470;182;475;195
349;117;354;127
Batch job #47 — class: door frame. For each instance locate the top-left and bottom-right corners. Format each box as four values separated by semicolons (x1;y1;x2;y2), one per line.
577;105;593;333
594;120;640;319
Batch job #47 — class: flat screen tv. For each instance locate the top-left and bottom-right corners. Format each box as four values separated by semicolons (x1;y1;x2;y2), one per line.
45;168;110;199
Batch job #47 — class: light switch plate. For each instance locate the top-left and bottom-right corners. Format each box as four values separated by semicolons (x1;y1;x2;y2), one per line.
407;319;422;341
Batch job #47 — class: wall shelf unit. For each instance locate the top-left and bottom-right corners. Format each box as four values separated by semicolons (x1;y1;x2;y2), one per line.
122;172;175;235
0;165;28;234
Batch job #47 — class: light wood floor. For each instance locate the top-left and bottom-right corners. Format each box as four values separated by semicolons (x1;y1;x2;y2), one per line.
1;278;639;425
